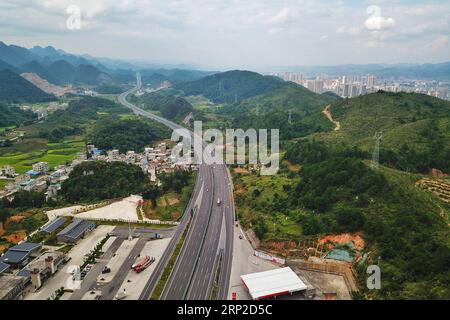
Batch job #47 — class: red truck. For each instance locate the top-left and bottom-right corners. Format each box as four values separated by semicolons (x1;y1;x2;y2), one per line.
132;255;155;273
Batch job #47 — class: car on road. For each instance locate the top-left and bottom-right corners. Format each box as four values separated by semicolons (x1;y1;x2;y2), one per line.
102;266;111;274
239;235;243;239
217;198;222;206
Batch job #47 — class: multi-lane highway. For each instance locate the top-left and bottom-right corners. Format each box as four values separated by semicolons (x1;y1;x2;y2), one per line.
118;73;234;300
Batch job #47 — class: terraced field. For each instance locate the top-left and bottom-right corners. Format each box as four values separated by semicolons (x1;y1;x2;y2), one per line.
0;138;84;173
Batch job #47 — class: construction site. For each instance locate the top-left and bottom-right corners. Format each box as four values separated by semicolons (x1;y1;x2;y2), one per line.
255;233;365;300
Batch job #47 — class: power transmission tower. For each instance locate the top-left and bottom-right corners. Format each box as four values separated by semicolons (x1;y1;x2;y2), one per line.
371;132;383;169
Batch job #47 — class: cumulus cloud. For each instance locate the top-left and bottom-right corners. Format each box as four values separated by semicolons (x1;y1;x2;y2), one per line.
364;5;396;31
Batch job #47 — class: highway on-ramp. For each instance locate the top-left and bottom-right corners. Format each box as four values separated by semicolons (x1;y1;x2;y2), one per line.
118;73;234;300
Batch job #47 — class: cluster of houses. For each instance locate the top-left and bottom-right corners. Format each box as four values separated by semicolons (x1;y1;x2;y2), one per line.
85;142;195;183
0;162;69;201
20;102;67;120
0;142;195;201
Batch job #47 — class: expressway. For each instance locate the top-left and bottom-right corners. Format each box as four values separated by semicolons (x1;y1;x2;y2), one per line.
118;73;234;300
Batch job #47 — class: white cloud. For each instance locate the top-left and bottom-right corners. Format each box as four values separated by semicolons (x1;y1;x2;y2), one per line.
364;5;396;31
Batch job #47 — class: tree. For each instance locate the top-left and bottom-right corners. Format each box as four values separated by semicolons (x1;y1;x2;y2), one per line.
335;208;365;232
0;207;11;228
142;185;159;208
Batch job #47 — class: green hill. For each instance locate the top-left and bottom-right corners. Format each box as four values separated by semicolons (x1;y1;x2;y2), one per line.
132;90;194;121
87;118;169;153
46;60;110;85
0;59;16;72
0;69;55;103
35;96;129;142
217;83;338;139
60;161;150;202
311;91;450;173
176;70;286;103
233;88;450;300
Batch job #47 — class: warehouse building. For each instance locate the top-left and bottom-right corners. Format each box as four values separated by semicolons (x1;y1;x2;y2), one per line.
0;242;42;269
0;261;10;275
241;267;308;300
40;217;66;234
57;218;96;243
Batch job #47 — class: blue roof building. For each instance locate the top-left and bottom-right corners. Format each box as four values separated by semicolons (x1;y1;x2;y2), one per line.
57;219;96;243
41;217;66;234
25;170;40;177
0;261;10;274
0;242;42;268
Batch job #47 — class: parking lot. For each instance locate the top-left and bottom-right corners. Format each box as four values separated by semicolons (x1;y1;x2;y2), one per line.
22;224;173;300
24;225;115;300
115;237;171;299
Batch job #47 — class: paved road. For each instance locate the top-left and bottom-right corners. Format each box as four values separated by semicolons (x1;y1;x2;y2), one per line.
187;164;227;300
111;226;176;239
100;238;147;300
118;73;234;300
70;237;125;300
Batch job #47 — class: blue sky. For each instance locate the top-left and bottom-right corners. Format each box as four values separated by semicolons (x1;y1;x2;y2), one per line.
0;0;449;69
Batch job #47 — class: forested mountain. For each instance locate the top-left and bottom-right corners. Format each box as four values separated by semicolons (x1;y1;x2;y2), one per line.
0;41;38;66
141;68;213;84
28;59;111;85
60;161;150;202
0;42;111;85
87;118;169;153
176;70;286;103
217;83;338;139
47;60;77;84
132;90;194;121
312;91;450;173
36;97;129;142
0;69;55;103
281;139;450;299
29;45;93;67
232;85;450;300
0;59;16;72
19;60;59;85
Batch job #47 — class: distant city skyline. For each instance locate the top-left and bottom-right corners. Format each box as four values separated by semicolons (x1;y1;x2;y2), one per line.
0;0;449;69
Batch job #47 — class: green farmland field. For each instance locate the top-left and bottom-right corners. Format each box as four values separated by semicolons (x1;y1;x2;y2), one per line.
0;139;84;173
